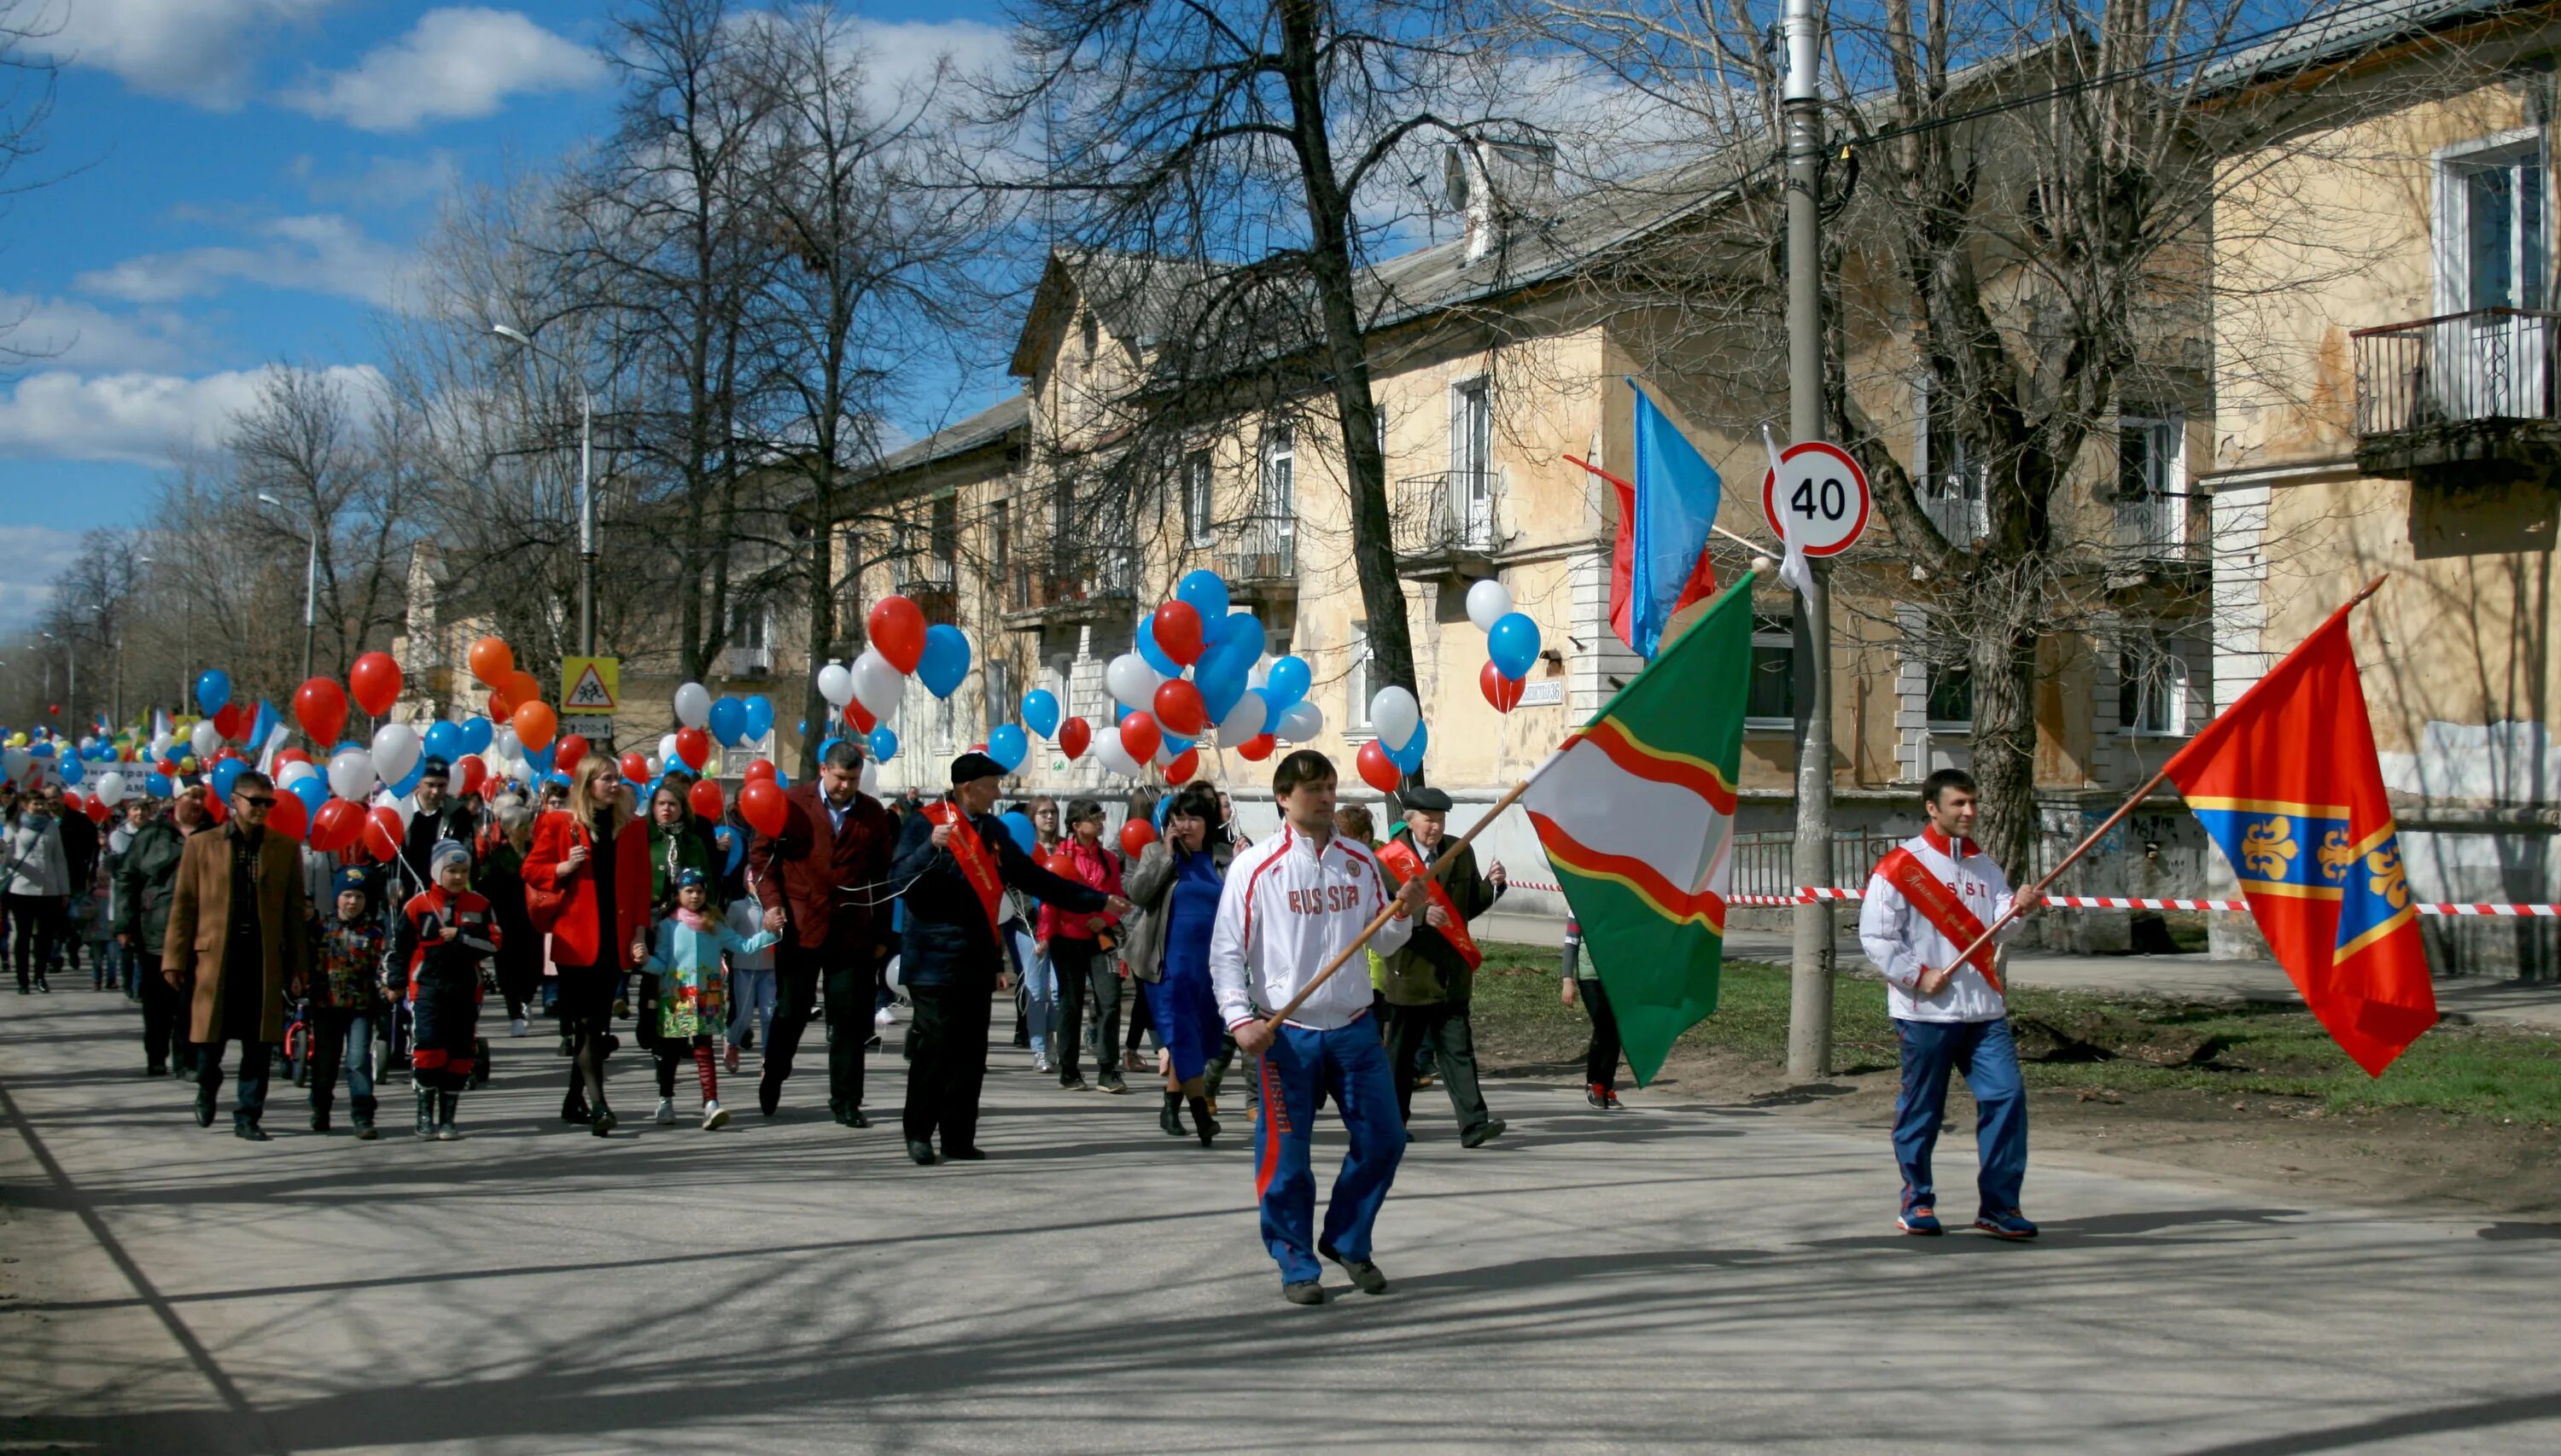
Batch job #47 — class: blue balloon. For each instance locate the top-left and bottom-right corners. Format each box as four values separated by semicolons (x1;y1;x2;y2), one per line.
709;696;749;748
210;757;246;801
1176;569;1231;621
387;757;425;799
988;723;1030;772
715;825;744;875
1215;609;1265;650
27;741;50;758
817;736;843;763
742;695;776;743
918;624;971;699
1199;665;1246;724
1136;614;1180;678
195;668;231;713
1160;731;1195;758
57;753;81;785
1264;655;1311;708
526;741;556;778
1387;719;1430;773
772;767;789;790
1000;810;1038;857
1020;689;1060;740
869;725;899;764
289;775;327;816
422;720;464;767
797;719;809;737
145;772;172;800
457;718;493;755
1488;612;1542;680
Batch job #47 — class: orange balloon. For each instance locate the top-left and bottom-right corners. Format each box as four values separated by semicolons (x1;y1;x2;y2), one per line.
504;669;542;708
468;637;513;688
512;700;557;751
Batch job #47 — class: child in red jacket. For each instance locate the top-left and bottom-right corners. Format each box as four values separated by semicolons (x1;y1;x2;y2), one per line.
394;841;500;1141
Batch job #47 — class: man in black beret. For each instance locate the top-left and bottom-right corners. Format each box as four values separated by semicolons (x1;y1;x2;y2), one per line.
887;752;1132;1165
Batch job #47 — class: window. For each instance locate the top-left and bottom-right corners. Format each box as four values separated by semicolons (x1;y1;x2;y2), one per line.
2119;648;2189;736
1914;373;1988;545
1260;424;1294;519
1747;612;1795;725
1081;312;1099;360
985;659;1011;736
728;598;770;652
1925;661;1974;728
932;496;959;579
1048;655;1073;725
935;694;956;754
2117;415;2185;552
1182;451;1215;546
2441;137;2546;312
992;498;1010;580
1346;619;1373;733
1450;377;1494;547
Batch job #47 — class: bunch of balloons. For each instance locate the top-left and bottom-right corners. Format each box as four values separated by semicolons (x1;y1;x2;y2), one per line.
667;682;779;774
815;596;976;767
1355;684;1430;794
1088;568;1318;781
1012;686;1091;772
465;636;555;756
1467;578;1542;712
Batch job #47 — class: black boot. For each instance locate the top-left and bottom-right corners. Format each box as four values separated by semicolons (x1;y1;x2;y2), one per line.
311;1094;332;1133
353;1094;378;1140
1189;1096;1218;1146
435;1091;461;1141
561;1088;592;1124
1158;1091;1186;1137
193;1081;216;1128
232;1110;270;1142
591;1098;617;1137
414;1087;437;1139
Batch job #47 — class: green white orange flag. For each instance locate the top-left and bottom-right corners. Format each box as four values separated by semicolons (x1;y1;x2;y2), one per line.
1522;573;1753;1085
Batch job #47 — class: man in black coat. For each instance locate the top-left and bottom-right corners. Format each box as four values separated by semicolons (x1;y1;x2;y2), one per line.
889;752;1129;1165
393;759;481;904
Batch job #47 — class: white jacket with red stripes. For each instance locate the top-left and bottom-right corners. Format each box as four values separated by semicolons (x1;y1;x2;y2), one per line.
1210;825;1415;1032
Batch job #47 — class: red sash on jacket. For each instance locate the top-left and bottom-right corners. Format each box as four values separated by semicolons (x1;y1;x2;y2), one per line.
924;801;1005;941
1876;845;2004;993
1376;838;1484;971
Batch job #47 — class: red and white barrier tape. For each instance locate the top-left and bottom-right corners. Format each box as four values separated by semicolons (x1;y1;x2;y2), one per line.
1508;881;2561;917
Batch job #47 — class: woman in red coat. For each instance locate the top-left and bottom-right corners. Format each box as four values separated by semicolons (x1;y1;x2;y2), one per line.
527;754;652;1135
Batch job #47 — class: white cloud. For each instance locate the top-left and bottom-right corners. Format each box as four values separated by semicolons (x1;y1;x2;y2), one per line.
292;150;464;209
73;214;411;308
0;294;207;372
0;364;385;466
0;526;86;636
37;0;341;108
282;8;605;131
849;18;1014;108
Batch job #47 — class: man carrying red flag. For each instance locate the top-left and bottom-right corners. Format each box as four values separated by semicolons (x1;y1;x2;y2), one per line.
2161;592;2436;1076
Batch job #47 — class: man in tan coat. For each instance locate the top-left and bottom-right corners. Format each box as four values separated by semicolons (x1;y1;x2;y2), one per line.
164;771;308;1140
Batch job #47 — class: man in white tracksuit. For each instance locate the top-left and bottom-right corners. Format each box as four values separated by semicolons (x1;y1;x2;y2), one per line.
1213;749;1431;1306
1857;767;2039;1240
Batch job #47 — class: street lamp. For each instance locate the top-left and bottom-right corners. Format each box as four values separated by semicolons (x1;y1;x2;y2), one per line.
490;322;597;655
255;492;319;679
40;629;69;719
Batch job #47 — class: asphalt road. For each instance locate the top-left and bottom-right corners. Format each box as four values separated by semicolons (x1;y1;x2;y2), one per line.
6;987;2561;1455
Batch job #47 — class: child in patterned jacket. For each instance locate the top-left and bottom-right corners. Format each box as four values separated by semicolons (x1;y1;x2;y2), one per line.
645;868;778;1131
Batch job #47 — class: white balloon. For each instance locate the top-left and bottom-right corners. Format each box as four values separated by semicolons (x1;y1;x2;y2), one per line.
386;794;415;830
859;759;880;797
645;754;664;778
1465;578;1515;632
509;757;536;783
327;748;376;801
1095;731;1140;778
817;661;855;708
1216;693;1268;743
190;720;222;760
673;681;713;730
852;649;906;720
658;732;681;766
1105;652;1162;709
1368;686;1421;752
1277;701;1324;743
93;771;126;807
278;760;319;788
493;726;522;761
370;722;421;784
150;731;176;760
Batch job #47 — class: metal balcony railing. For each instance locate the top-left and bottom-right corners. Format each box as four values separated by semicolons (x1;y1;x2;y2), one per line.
2111;493;2198;565
1393;469;1503;558
1004;545;1137;614
2353;307;2561;437
1216;514;1297;584
893;556;957;593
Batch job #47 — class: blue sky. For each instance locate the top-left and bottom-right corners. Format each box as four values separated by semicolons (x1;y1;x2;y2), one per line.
0;0;1012;630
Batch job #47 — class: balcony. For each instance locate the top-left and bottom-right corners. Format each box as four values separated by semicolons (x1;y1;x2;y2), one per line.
1000;545;1137;627
2352;308;2561;481
1393;469;1506;577
2104;493;2204;584
1215;514;1298;599
720;644;774;679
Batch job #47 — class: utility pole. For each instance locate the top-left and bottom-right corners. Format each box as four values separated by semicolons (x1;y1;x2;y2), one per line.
1782;0;1837;1082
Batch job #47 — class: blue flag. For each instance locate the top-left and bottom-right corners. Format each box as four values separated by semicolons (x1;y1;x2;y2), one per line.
1626;380;1723;658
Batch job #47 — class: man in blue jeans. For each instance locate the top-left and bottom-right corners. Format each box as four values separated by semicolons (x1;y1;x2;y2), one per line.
1856;768;2038;1241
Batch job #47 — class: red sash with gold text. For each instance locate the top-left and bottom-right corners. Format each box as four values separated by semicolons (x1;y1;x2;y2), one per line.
925;802;1006;941
1376;838;1485;971
1876;846;2004;993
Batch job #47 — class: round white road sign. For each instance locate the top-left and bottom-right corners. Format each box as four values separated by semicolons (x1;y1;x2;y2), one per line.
1760;440;1870;557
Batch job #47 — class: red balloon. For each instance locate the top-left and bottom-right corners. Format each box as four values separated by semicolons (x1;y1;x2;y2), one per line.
212;703;249;741
1152;602;1205;667
363;806;405;864
266;789;308;842
1164;747;1200;783
60;789;82;812
1235;733;1275;761
620;751;651;783
1152;678;1207;737
738;778;788;836
276;748;312;768
83;796;109;824
202;792;226;824
843;699;877;735
744;760;777;784
1118;712;1162;764
311;797;366;853
1057;717;1092;761
1119;818;1159;857
552;734;588;776
468;636;513;689
294;677;348;747
674;726;712;772
457;757;487;795
1480;659;1525;713
1356;739;1403;794
868;596;929;675
487;687;517;723
349;650;404;717
1045;849;1079;877
687;778;725;821
156;760;180;778
512;701;557;752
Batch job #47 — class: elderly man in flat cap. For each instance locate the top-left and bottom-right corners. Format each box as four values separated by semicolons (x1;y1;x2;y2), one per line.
1374;785;1509;1148
886;752;1131;1166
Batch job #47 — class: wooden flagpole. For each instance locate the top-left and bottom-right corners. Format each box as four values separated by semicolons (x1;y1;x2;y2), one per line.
1261;776;1538;1030
1566;454;1771;555
1934;574;2392;980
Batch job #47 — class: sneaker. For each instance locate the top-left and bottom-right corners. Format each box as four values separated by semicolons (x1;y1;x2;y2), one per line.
1585;1084;1613;1109
1320;1243;1389;1295
591;1104;618;1137
907;1139;939;1166
1281;1281;1327;1307
510;1016;529;1038
1031;1050;1053;1075
1098;1074;1128;1095
874;1006;896;1030
702;1100;731;1132
1975;1208;2039;1240
1059;1075;1088;1092
1898;1206;1945;1236
1460;1118;1508;1149
653;1098;677;1126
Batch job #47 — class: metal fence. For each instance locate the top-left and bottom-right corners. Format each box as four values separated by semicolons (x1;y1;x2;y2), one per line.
1216;513;1296;584
1393;469;1502;557
2353;306;2561;436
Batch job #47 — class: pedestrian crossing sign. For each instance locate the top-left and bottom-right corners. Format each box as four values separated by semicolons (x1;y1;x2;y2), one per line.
562;656;619;712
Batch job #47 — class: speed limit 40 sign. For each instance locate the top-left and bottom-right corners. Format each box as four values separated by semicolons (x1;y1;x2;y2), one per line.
1761;440;1870;556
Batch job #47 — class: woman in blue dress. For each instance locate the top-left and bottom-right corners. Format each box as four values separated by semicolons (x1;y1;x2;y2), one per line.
1123;780;1233;1146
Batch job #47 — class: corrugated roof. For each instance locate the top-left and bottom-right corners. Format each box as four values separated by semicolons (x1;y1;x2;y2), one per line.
859;393;1028;480
2196;0;2523;91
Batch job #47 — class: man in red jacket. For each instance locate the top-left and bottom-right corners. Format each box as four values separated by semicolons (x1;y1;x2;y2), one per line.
748;738;895;1127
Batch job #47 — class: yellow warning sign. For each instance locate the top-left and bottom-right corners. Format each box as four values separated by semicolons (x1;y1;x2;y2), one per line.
561;656;620;712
